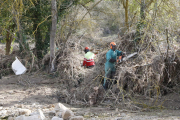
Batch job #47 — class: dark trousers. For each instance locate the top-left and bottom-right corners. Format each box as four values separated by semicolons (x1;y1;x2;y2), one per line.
103;70;116;90
87;65;94;68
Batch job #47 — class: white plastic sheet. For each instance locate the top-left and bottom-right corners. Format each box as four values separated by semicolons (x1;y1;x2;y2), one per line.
12;57;27;75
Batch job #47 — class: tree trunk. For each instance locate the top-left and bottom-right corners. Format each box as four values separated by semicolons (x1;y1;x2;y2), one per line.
50;0;57;72
5;29;12;55
140;0;145;25
121;0;129;31
124;0;129;30
134;0;146;44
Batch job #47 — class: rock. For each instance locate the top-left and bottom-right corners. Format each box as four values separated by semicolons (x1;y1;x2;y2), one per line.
0;110;7;118
46;104;55;108
8;116;14;120
115;117;123;120
62;109;74;120
17;104;24;108
37;109;46;120
28;109;46;120
54;103;68;112
48;110;56;116
56;112;62;118
51;116;63;120
69;116;84;120
18;109;31;116
15;115;42;120
29;112;38;116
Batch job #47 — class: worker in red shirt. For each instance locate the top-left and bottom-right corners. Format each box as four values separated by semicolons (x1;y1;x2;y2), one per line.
82;47;96;68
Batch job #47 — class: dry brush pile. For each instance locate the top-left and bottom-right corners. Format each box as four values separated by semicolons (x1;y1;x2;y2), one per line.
1;31;180;110
39;31;180;110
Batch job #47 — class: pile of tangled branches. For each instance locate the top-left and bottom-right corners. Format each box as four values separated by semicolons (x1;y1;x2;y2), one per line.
1;32;180;110
47;34;180;109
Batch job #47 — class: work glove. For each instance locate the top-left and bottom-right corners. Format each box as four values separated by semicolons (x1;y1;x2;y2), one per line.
121;52;126;60
122;52;126;57
109;58;116;63
117;58;123;63
117;54;126;63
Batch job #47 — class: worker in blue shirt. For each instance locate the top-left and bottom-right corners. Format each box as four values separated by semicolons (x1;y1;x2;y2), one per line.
103;42;125;90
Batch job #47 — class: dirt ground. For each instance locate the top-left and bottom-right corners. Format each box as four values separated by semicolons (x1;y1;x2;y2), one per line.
0;73;180;120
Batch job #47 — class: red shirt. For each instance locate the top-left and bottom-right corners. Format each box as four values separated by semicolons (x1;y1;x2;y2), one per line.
83;52;96;67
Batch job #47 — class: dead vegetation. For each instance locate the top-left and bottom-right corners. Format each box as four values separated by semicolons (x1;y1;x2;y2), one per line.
1;30;180;111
